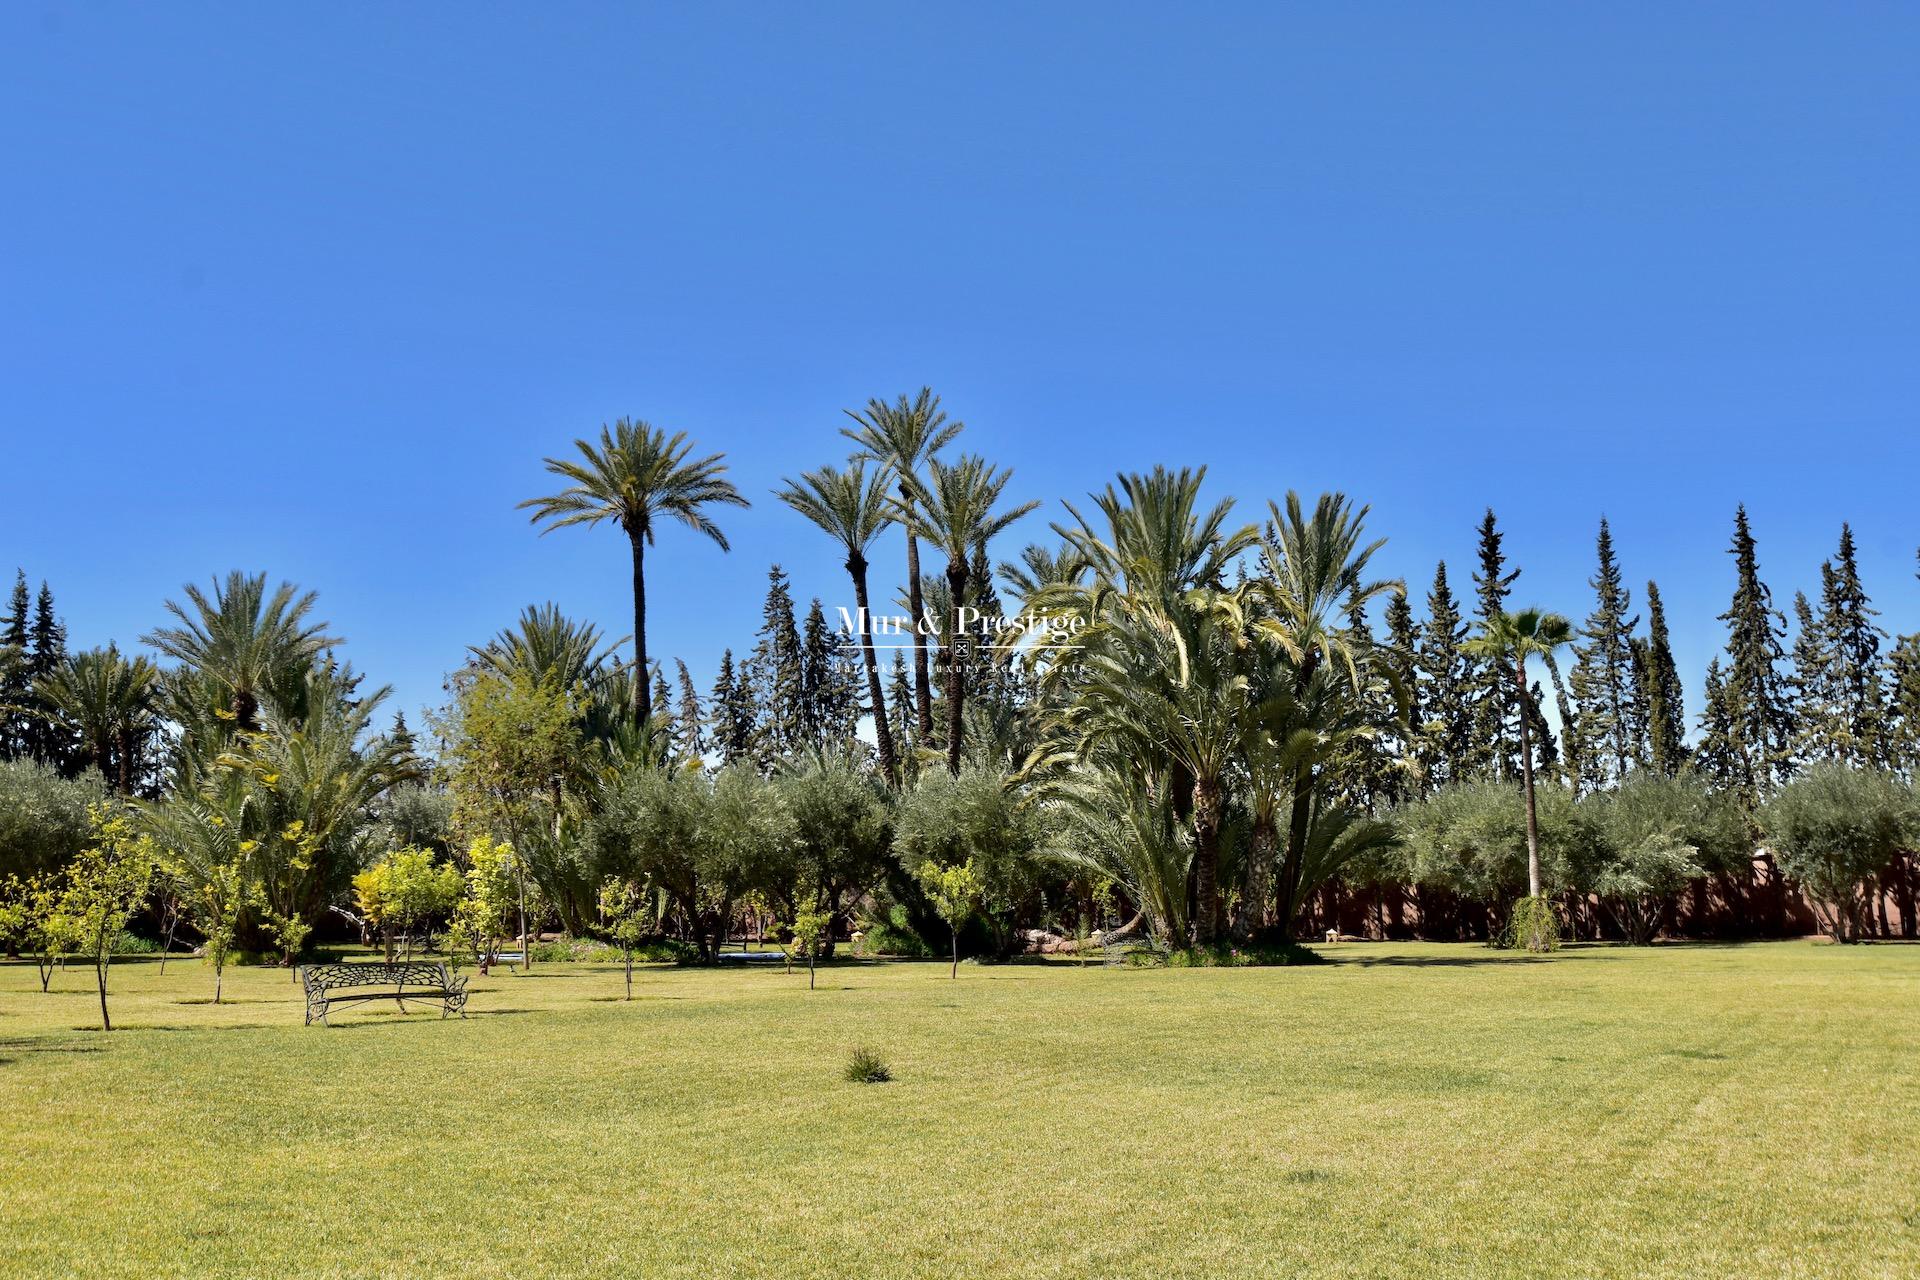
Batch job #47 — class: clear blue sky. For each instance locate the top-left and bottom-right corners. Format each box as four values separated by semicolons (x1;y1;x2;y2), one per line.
3;4;1916;730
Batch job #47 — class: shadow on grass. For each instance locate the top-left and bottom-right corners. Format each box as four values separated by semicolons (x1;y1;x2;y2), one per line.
1326;952;1582;968
0;1035;105;1056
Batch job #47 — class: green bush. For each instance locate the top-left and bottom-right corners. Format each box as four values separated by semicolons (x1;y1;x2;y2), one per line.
1499;895;1561;952
855;904;936;958
1163;941;1328;967
843;1047;892;1083
109;929;162;955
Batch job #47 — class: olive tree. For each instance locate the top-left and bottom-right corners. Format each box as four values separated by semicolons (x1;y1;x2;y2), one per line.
1761;765;1917;943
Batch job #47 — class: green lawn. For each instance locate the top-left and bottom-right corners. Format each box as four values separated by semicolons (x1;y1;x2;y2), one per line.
2;942;1915;1279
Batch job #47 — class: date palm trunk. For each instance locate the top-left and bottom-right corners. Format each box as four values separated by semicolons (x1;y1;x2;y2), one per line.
903;498;934;739
1516;659;1542;900
945;560;968;776
629;529;650;721
847;554;897;785
1192;777;1222;944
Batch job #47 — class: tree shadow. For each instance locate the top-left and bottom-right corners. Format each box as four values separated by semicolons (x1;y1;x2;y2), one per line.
1327;952;1583;968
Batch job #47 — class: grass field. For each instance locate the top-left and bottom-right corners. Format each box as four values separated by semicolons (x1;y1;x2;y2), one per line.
2;941;1915;1279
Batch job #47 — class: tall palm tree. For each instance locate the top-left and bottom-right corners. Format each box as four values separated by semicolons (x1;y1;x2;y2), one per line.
842;388;963;741
1463;608;1574;901
899;454;1039;774
776;460;899;784
38;645;160;793
143;571;337;732
1256;492;1400;931
520;419;748;721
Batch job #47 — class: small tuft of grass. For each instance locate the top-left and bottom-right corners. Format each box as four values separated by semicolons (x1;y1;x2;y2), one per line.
843;1046;892;1083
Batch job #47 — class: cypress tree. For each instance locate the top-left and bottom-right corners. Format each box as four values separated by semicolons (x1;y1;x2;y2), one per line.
1640;580;1687;776
1889;550;1920;774
0;571;29;760
1695;657;1742;792
1469;509;1523;779
747;566;803;759
1384;589;1424;797
1416;562;1472;787
1789;588;1833;765
799;598;855;748
26;581;68;767
1819;524;1888;765
1568;518;1640;788
650;667;673;730
888;649;915;761
1715;506;1795;800
389;710;417;758
674;659;704;761
710;649;756;765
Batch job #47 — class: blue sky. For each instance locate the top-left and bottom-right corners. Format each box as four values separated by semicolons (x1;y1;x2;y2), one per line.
3;4;1916;730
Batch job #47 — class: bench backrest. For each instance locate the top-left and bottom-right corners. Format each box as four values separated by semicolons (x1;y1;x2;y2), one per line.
300;962;450;991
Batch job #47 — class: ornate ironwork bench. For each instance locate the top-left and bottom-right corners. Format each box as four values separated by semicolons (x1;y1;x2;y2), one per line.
297;961;470;1026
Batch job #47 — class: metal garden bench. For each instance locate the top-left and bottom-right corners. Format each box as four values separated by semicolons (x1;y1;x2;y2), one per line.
297;961;470;1026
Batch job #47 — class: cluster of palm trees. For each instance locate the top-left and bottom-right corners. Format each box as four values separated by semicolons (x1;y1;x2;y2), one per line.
513;394;1573;949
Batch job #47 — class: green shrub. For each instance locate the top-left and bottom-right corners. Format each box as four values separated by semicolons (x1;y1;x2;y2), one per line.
843;1047;892;1083
1499;895;1561;952
856;904;936;958
109;929;162;955
1163;941;1327;967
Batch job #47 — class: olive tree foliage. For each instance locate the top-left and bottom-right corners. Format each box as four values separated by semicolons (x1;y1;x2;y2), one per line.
1761;764;1917;943
1397;779;1597;908
777;752;893;951
0;758;105;881
584;764;790;963
376;785;457;858
892;765;1046;957
1585;775;1749;944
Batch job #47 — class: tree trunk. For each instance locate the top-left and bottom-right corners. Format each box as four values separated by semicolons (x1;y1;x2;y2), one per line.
951;925;959;979
945;560;968;776
95;952;111;1032
1233;817;1274;940
1516;659;1542;900
850;556;897;785
630;530;650;721
1192;777;1222;945
904;511;933;739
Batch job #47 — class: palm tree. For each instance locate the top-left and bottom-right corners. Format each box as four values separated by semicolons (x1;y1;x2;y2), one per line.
1053;465;1257;605
900;454;1039;774
470;604;622;693
1049;587;1254;943
776;460;899;784
842;389;963;741
143;571;338;732
37;645;159;793
1256;492;1400;932
520;419;748;721
1463;608;1574;903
